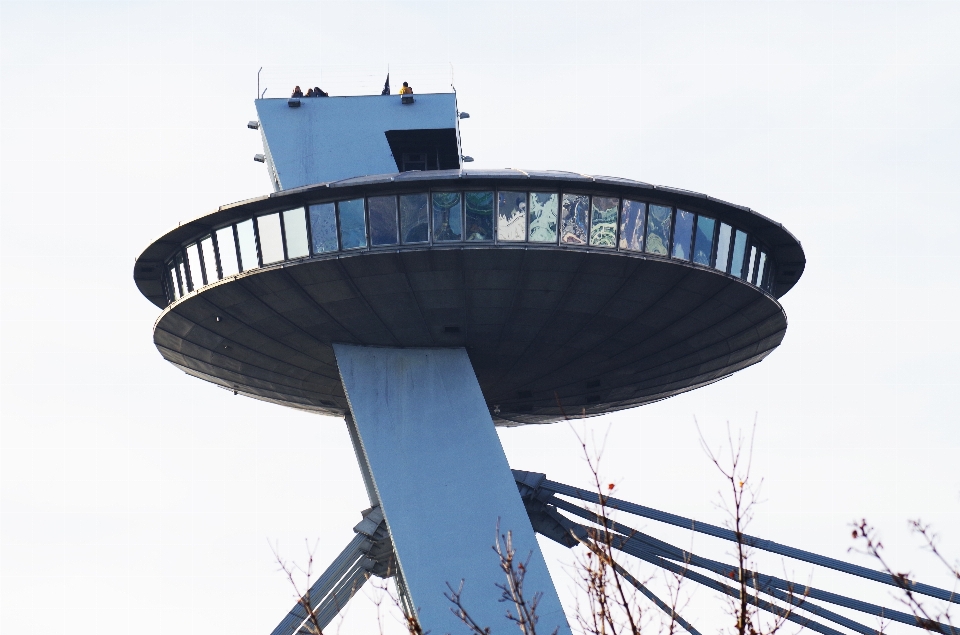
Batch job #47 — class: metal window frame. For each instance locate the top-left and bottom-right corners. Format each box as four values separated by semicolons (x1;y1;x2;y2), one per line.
671;209;696;262
559;191;590;247
462;189;495;242
366;194;401;247
336;197;369;251
430;190;465;243
643;202;673;258
526;191;561;245
588;195;620;249
617;199;647;253
398;192;431;245
495;189;529;244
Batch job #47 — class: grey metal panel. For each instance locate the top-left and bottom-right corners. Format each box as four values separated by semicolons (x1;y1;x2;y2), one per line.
334;345;571;634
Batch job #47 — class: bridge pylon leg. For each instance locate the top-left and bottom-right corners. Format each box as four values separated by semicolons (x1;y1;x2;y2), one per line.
334;344;570;635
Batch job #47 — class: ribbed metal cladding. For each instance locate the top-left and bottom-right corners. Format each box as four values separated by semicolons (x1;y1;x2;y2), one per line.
153;248;786;424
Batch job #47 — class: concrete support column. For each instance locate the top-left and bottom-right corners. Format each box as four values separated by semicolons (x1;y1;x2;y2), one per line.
334;344;570;635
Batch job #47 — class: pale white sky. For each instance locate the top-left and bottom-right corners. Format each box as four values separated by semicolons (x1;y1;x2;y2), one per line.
1;2;958;634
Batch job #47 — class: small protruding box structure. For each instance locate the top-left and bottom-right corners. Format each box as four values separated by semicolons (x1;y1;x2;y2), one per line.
255;93;462;191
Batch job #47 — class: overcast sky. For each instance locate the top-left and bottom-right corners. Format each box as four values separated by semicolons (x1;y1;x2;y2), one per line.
2;2;959;634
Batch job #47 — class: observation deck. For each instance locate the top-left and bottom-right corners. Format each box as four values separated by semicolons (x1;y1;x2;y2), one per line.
133;169;804;425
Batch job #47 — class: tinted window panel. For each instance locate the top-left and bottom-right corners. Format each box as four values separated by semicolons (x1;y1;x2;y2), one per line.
169;266;181;300
464;191;494;241
671;210;694;260
619;200;645;251
730;230;748;278
186;243;203;288
339;199;367;250
589;196;618;247
368;196;399;246
692;216;715;266
216;227;239;276
746;246;757;284
528;192;558;243
283;208;309;258
175;253;188;295
433;192;462;242
309;203;338;253
200;236;219;283
400;193;429;243
258;213;285;264
644;204;672;255
236;219;259;271
757;252;768;287
497;191;526;241
715;223;732;272
560;194;589;245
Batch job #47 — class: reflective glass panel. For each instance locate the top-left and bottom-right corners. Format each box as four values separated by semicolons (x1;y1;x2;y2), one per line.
216;227;239;276
186;243;203;288
590;196;619;247
169;266;181;300
692;216;715;266
432;192;462;242
715;223;732;272
309;203;338;253
236;220;259;271
746;246;757;284
464;191;494;241
368;196;399;246
400;193;429;243
619;200;645;251
497;191;527;241
258;213;285;264
177;255;189;294
560;194;589;245
338;198;367;250
644;204;672;255
671;210;694;260
283;208;309;258
730;230;748;279
757;252;768;287
200;236;219;283
528;192;558;243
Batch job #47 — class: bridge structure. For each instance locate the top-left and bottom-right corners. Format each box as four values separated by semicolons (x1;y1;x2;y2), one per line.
133;88;954;635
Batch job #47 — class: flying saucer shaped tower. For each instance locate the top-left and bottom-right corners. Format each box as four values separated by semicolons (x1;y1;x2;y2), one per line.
134;90;805;635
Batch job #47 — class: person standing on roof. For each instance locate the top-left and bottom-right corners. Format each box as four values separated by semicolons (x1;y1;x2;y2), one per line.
291;85;304;98
399;82;413;95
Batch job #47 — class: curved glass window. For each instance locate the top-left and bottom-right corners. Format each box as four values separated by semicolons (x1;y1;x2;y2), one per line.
162;189;778;306
528;192;558;243
497;191;527;241
186;243;203;288
309;203;338;254
619;200;645;251
560;194;589;245
465;191;494;241
692;216;715;266
730;229;748;279
432;192;462;242
671;210;694;260
368;196;399;246
590;196;619;248
168;265;181;300
400;193;429;243
645;204;672;256
338;199;367;250
258;213;285;264
200;236;219;283
236;219;259;271
715;223;732;273
216;227;239;277
283;208;309;258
